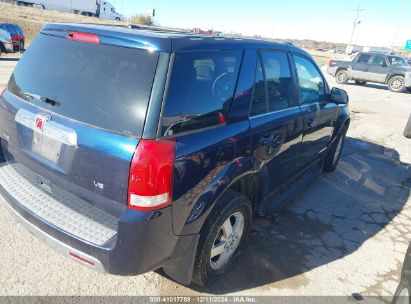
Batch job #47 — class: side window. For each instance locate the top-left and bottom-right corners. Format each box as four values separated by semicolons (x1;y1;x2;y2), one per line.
250;56;267;116
261;51;293;112
250;51;294;116
161;50;243;137
371;55;387;66
357;53;372;63
294;55;326;104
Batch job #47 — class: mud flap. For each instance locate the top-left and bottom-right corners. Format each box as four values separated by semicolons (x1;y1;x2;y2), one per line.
163;234;200;285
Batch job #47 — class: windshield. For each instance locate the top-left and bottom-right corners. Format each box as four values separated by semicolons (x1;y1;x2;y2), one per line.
388;56;408;67
8;34;159;136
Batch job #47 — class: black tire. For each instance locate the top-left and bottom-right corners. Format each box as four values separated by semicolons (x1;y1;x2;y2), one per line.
192;190;252;287
323;125;348;173
115;17;121;21
393;283;410;304
388;76;407;93
19;40;24;52
335;70;349;84
407;88;411;93
355;81;367;86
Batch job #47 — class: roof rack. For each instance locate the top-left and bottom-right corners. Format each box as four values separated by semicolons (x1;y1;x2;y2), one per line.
77;22;228;38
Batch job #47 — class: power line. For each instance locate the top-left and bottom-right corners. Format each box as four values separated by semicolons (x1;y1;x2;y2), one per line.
348;5;365;50
391;0;408;49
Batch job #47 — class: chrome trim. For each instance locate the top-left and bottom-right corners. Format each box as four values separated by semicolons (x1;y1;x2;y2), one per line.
0;196;106;273
15;109;78;147
249;105;301;120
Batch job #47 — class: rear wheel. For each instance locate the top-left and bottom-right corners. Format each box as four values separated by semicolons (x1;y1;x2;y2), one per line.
192;190;252;287
388;76;407;93
335;70;349;84
19;41;24;52
355;81;367;86
323;125;347;172
115;17;121;21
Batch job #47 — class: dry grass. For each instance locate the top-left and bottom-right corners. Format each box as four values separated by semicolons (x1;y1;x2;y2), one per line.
0;2;127;45
309;50;348;66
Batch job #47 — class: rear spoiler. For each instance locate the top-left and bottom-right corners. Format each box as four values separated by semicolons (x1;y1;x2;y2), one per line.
40;23;172;52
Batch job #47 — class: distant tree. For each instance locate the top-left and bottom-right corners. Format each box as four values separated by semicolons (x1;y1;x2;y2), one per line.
129;14;154;26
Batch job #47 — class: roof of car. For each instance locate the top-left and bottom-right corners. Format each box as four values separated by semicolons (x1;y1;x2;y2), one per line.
41;23;311;57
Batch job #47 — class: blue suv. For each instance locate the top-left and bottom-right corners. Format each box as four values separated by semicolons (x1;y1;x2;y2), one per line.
0;23;350;286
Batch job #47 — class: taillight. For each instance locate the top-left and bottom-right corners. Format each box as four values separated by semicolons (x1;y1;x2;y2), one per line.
128;139;176;211
328;59;334;66
0;87;6;97
67;31;100;44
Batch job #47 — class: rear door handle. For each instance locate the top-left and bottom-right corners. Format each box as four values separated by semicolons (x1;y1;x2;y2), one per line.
308;119;316;127
261;134;274;145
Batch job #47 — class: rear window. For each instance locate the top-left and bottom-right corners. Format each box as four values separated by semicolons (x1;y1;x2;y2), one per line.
357;53;371;63
161;50;243;137
8;34;159;136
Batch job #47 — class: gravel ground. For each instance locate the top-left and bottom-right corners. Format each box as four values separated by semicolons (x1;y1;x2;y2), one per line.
0;58;410;300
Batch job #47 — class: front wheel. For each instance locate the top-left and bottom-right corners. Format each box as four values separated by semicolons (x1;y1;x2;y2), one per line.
388;76;407;93
192;190;252;287
335;70;349;84
323;126;347;172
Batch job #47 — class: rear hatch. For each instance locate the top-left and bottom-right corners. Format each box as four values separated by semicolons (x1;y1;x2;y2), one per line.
0;26;160;208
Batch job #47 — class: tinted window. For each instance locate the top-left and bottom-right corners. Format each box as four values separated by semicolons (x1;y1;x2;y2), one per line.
294;55;326;104
250;56;266;116
357;53;372;63
371;55;387;66
389;56;408;66
8;34;159;136
261;51;293;112
161;50;242;137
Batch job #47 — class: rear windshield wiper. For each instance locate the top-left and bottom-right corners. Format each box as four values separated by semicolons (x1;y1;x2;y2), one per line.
23;92;61;107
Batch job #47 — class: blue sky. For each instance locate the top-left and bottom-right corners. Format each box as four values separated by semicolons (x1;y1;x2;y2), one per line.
110;0;411;47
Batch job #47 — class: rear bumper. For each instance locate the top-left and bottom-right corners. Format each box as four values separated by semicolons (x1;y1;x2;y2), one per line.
0;163;179;276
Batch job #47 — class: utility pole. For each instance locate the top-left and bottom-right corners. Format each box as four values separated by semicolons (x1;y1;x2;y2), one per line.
348;6;365;51
391;0;408;51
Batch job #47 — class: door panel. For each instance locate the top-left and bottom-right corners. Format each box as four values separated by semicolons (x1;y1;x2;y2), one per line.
350;53;372;81
368;55;389;83
293;55;336;168
249;51;303;206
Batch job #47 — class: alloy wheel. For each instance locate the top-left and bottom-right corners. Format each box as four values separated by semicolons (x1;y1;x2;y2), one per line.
210;212;245;271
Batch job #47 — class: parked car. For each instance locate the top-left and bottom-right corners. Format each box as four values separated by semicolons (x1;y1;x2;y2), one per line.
327;52;411;93
0;23;350;286
0;23;25;51
0;28;14;55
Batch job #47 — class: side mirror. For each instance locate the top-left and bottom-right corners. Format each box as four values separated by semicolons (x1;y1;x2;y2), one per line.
330;87;349;104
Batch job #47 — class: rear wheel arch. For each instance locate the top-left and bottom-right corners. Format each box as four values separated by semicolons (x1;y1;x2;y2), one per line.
227;173;262;214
